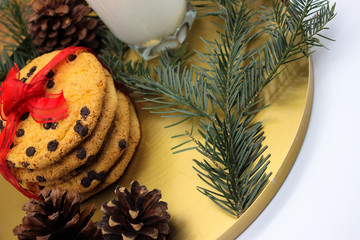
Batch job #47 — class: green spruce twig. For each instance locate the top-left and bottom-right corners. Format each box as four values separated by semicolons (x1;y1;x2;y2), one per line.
191;0;336;216
0;0;39;81
99;0;335;217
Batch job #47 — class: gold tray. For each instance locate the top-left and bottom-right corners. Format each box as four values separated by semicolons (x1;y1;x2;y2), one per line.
0;1;313;239
0;60;313;240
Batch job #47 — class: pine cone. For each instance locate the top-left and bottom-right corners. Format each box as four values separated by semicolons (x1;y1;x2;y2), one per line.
13;187;103;240
28;0;100;53
98;181;170;240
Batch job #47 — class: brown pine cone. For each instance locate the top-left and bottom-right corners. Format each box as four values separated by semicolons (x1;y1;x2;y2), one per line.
28;0;100;53
13;187;103;240
98;181;170;240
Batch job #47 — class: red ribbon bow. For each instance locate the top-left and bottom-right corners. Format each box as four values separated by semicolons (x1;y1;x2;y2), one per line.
0;46;87;199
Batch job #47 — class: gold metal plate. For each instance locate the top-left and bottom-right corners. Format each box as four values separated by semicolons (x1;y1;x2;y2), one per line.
0;1;313;239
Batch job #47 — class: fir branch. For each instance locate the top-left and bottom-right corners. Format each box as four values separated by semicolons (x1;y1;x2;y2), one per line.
189;0;335;216
0;0;39;80
98;0;336;217
187;0;272;216
259;0;336;84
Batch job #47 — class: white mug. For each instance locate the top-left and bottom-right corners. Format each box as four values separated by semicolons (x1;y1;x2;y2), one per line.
86;0;195;60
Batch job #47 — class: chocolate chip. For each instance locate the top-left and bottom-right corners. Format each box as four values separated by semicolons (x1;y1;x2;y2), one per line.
46;79;54;89
20;112;29;121
43;123;51;130
20;77;27;83
29;66;37;73
21;161;30;168
39;185;45;190
81;178;91;188
119;139;127;149
6;160;15;168
29;169;34;172
46;70;54;79
27;66;37;77
36;176;46;183
47;140;58;151
76;148;87;160
51;122;58;130
16;129;25;137
9;142;14;149
68;54;77;61
43;122;58;130
26;147;36;157
81;170;105;188
80;106;90;120
74;120;88;137
0;120;3;131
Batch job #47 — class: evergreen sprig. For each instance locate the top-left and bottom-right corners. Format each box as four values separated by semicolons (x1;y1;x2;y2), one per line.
99;0;335;217
190;0;273;216
193;0;335;216
0;0;39;81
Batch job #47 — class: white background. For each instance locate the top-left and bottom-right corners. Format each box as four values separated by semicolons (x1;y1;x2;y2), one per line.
237;0;360;239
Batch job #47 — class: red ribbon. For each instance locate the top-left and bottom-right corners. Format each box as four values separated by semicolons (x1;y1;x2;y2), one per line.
0;46;89;199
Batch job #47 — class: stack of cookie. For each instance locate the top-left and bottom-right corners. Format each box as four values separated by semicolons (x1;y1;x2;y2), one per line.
6;49;140;201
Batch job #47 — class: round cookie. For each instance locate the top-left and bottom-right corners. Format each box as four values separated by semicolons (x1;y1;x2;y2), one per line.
5;50;107;169
42;90;130;193
12;69;117;182
80;100;140;202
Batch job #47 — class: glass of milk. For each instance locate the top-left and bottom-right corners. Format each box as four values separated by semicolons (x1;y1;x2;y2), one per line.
86;0;196;60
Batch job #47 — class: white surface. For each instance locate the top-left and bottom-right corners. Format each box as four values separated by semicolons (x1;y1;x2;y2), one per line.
237;1;360;240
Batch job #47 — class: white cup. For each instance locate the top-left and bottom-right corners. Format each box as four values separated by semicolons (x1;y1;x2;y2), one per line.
86;0;196;60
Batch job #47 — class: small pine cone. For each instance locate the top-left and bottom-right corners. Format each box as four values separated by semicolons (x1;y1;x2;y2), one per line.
28;0;100;54
13;187;103;240
98;181;170;240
